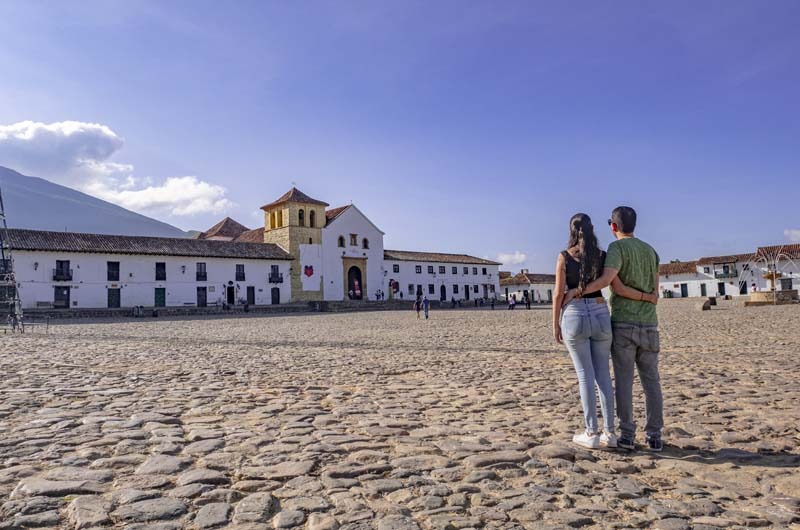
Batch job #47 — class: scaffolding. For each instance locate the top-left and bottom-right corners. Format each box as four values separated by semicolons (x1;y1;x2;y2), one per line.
0;185;23;332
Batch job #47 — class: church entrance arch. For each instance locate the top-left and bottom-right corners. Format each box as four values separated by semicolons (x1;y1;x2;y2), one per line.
347;266;363;300
342;257;367;301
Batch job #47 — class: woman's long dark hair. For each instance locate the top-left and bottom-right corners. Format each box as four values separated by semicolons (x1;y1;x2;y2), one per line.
567;213;603;292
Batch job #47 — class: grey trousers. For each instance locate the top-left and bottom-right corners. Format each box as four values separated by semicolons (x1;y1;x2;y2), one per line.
611;322;664;439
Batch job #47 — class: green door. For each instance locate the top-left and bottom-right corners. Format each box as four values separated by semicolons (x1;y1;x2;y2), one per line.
154;288;166;307
107;288;121;308
246;286;255;305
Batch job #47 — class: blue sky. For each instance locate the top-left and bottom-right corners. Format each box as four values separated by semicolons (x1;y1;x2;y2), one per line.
0;1;798;272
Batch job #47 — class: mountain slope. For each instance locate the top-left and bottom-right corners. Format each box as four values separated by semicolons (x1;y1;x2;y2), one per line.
0;166;187;237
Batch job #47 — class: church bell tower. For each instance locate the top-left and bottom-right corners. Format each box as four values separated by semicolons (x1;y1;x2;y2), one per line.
261;187;327;302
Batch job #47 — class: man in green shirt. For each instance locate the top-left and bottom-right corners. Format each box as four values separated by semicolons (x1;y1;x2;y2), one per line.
578;206;663;451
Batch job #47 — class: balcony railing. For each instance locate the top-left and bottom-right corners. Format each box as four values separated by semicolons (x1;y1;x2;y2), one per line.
269;273;283;284
53;269;73;281
714;270;738;279
196;272;208;281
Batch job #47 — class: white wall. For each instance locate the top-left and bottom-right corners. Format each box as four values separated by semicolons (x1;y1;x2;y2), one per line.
321;206;385;301
386;260;500;302
501;283;554;303
658;261;784;298
659;272;707;298
14;251;291;309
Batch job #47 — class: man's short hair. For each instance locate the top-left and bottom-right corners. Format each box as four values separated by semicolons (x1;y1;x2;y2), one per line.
611;206;637;233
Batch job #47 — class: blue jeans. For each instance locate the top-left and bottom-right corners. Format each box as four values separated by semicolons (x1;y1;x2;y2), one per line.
611;322;663;439
561;298;615;434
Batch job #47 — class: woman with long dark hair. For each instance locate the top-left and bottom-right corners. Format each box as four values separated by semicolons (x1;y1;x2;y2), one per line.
552;213;654;449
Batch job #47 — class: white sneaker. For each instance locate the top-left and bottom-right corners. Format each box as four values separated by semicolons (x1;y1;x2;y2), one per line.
572;431;600;449
600;432;618;448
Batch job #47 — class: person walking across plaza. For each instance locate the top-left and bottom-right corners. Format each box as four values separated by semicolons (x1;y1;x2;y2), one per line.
422;296;430;320
575;206;663;451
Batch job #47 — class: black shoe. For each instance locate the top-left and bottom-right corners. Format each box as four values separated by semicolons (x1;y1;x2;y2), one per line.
618;436;635;450
646;436;663;452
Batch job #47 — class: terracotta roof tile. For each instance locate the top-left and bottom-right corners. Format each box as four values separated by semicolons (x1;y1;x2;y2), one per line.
500;272;555;286
659;261;698;276
233;228;265;243
384;249;501;266
325;205;350;225
8;229;293;260
756;244;800;260
260;187;329;210
197;217;250;240
697;253;753;265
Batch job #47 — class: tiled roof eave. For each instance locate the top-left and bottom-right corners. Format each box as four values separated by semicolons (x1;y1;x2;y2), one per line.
14;247;295;260
384;250;501;266
8;229;294;261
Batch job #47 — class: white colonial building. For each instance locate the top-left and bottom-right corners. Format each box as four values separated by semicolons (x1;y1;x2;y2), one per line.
500;270;555;303
7;187;500;309
383;250;500;302
9;229;293;309
658;244;800;298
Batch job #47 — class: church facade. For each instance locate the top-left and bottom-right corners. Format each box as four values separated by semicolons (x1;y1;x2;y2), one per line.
210;187;501;303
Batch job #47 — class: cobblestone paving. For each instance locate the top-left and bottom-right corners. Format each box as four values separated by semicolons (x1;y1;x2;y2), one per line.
0;300;798;529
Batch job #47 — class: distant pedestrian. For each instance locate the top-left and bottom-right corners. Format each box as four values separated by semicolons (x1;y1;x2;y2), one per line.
414;298;421;319
509;294;516;310
422;296;430;320
751;282;758;293
491;297;495;310
451;296;456;309
524;293;531;310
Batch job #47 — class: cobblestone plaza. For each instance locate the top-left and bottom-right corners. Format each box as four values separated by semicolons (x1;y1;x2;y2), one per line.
0;301;798;529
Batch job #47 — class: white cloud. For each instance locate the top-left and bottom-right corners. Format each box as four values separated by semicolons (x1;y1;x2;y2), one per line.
85;176;233;217
0;120;232;217
496;250;527;267
0;120;126;181
785;229;800;243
